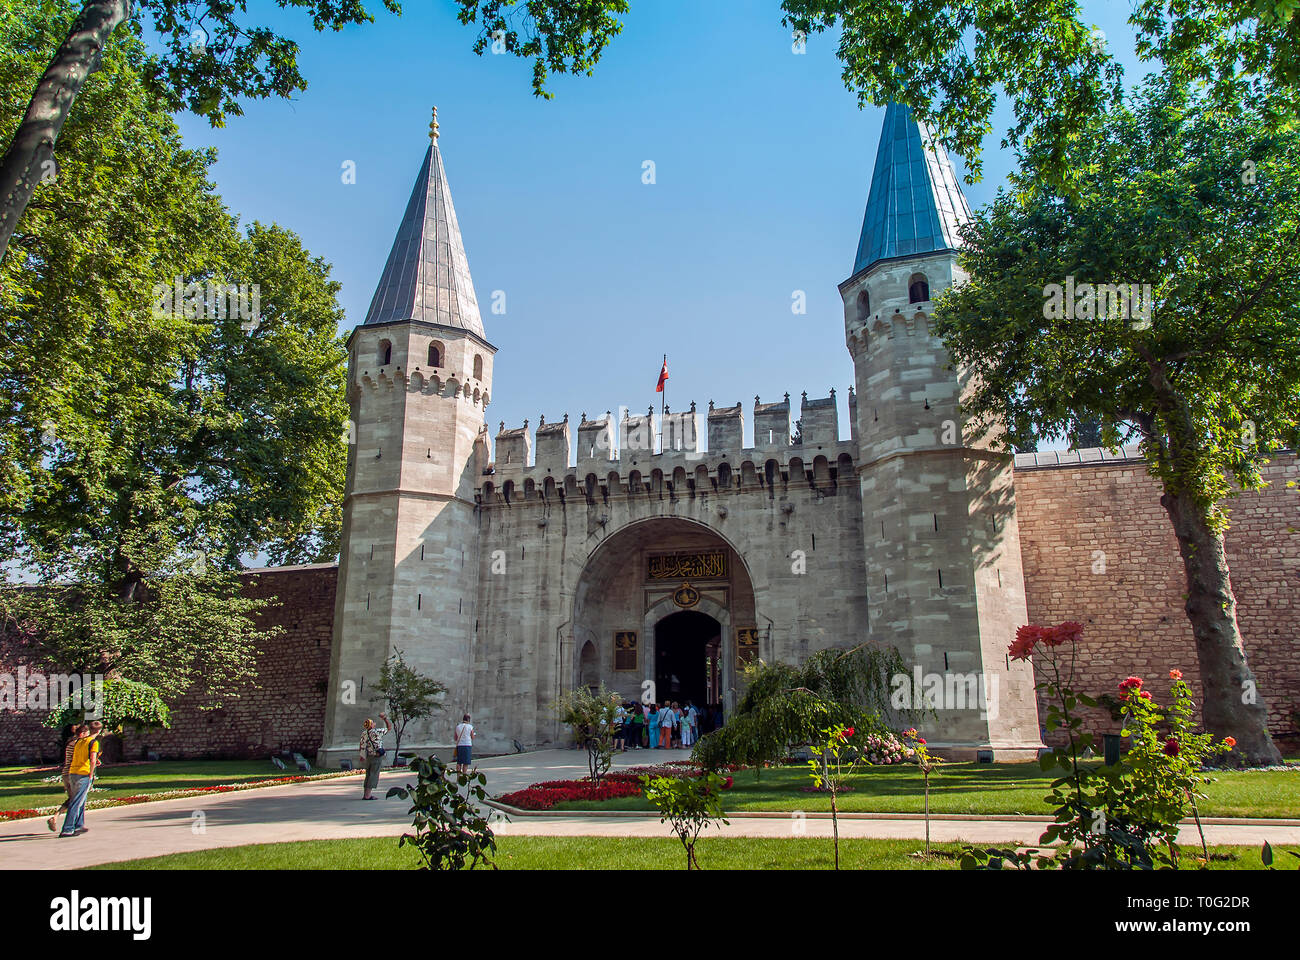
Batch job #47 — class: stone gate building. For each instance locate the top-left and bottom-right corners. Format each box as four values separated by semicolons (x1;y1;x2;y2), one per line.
4;111;1296;768
316;103;1048;764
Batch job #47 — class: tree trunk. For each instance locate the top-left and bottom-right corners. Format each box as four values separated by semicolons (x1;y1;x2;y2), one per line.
1160;489;1282;766
0;0;131;264
924;771;931;855
831;791;840;870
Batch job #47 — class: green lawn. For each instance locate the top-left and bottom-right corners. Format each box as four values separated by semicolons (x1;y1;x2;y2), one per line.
550;762;1300;818
87;835;1293;870
0;760;352;813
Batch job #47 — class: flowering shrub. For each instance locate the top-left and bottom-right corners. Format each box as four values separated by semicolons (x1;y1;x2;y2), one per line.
962;623;1237;871
620;764;703;780
858;731;916;765
1101;670;1235;866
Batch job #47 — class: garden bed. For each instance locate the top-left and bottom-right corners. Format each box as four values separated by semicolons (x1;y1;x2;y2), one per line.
495;761;741;810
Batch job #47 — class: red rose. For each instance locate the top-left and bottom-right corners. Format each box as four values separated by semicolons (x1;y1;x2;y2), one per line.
1164;738;1180;757
1045;621;1084;647
1223;736;1237;749
1009;624;1047;661
722;776;733;789
916;737;926;745
1119;676;1143;692
1169;669;1183;681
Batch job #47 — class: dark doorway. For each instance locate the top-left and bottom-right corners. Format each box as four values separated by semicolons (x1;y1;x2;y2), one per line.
655;611;718;708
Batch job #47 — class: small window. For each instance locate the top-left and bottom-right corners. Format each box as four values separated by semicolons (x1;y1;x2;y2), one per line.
428;342;443;367
856;288;871;320
473;354;483;380
379;339;392;365
908;274;930;304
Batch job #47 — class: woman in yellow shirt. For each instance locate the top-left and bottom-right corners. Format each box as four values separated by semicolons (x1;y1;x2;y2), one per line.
58;727;99;838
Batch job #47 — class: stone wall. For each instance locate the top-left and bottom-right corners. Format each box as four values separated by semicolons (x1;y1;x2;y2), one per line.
0;565;335;764
1014;451;1300;753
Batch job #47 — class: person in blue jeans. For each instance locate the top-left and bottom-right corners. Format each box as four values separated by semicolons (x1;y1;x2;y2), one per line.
60;775;92;837
59;726;99;838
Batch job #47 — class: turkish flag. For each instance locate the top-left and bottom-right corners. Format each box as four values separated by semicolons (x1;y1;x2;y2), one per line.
656;359;669;393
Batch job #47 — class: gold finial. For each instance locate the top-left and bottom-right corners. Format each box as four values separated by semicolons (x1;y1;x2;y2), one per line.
429;106;440;143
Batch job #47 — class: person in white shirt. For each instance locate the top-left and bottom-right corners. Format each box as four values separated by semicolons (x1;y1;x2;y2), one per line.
454;714;476;774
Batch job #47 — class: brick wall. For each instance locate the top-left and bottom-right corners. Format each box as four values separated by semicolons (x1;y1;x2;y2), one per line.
1015;453;1300;752
0;565;335;764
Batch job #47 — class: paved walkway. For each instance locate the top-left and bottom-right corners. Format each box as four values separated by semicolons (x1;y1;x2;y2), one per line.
2;749;1296;869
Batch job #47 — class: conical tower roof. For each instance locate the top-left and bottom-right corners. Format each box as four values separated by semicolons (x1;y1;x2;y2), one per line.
852;101;973;277
363;111;484;336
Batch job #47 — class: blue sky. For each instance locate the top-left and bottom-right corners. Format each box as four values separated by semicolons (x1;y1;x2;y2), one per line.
177;0;1151;452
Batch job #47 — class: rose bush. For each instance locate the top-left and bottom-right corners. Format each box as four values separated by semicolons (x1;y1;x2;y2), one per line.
962;623;1236;871
858;731;915;765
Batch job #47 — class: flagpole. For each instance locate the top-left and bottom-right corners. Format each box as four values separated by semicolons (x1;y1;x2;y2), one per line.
659;354;666;453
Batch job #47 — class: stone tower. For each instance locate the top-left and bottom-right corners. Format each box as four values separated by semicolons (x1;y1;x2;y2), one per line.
840;103;1041;759
318;110;495;766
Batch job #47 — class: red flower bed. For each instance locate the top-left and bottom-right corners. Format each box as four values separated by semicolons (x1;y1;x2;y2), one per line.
0;809;39;821
497;778;643;810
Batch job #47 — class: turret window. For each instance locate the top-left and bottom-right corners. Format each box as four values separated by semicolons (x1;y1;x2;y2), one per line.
428;342;443;367
908;274;930;303
378;340;393;365
473;354;484;380
856;288;871;321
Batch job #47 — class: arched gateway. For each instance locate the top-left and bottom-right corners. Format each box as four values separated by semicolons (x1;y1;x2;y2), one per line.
569;517;758;715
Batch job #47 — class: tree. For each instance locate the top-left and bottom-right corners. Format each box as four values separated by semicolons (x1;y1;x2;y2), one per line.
932;72;1298;765
781;0;1300;186
44;675;170;731
640;771;730;870
550;683;621;783
371;649;447;767
0;0;629;264
806;723;865;869
0;7;348;711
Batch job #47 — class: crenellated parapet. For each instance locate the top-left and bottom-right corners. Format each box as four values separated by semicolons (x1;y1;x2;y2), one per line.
843;301;940;359
353;364;492;410
479;390;856;505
